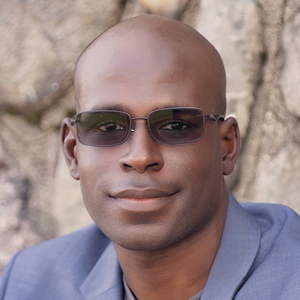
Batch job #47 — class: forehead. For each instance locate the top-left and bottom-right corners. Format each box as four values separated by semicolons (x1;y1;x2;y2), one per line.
76;24;222;114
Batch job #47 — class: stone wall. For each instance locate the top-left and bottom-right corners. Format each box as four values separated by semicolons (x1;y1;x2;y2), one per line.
0;0;300;275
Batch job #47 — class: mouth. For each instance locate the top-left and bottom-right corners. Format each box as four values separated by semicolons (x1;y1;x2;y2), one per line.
109;188;179;212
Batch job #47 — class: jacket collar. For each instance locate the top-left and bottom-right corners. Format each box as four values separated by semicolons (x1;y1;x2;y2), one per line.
80;242;123;300
201;191;261;300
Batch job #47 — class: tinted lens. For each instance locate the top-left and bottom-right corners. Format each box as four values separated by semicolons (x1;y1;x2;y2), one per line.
148;108;204;144
76;111;130;146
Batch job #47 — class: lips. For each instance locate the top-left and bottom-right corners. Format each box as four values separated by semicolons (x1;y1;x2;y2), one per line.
112;188;176;199
110;188;178;212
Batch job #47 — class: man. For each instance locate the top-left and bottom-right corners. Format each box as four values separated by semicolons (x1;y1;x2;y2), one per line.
1;15;300;300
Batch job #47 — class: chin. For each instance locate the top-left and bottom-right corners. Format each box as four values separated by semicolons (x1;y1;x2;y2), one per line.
108;224;197;252
113;237;174;252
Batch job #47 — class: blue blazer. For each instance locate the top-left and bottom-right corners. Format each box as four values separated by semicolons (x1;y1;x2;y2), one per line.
1;191;300;299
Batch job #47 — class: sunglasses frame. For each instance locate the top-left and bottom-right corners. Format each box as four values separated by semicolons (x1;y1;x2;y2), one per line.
70;107;225;147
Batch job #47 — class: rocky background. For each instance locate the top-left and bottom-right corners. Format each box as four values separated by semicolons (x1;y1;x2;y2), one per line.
0;0;300;275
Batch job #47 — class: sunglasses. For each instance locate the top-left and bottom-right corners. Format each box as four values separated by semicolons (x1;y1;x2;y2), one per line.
70;107;225;147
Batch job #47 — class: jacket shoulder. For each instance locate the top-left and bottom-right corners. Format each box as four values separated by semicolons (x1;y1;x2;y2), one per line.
0;224;111;300
237;202;300;299
241;202;300;247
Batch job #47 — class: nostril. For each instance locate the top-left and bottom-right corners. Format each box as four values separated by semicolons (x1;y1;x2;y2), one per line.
121;161;160;173
148;163;158;168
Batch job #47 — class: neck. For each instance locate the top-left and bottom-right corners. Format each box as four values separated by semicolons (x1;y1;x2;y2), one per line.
113;194;228;300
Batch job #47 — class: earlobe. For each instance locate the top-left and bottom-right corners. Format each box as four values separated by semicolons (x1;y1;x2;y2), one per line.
219;117;240;175
61;118;80;180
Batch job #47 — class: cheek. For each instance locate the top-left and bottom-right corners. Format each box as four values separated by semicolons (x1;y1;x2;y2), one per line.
77;146;117;179
173;138;223;201
173;141;220;179
76;146;117;207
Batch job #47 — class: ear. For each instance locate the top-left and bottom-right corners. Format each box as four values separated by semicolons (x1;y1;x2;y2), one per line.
219;117;240;175
61;118;80;180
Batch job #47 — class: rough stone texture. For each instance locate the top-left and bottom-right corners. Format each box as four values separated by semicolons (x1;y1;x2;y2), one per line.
281;9;300;117
0;115;59;239
0;140;43;275
1;0;300;276
0;170;43;275
251;143;300;214
233;0;300;204
137;0;190;19
0;0;123;115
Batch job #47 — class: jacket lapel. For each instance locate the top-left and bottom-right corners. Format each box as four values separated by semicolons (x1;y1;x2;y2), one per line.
80;242;123;300
201;191;261;300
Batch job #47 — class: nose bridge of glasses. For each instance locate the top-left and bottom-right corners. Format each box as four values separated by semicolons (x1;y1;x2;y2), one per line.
130;117;149;132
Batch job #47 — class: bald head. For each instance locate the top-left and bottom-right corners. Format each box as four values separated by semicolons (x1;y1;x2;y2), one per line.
74;15;226;114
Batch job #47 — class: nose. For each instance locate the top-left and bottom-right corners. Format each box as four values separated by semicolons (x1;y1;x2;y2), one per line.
119;120;164;173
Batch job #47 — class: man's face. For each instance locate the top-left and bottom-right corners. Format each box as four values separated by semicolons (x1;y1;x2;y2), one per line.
74;30;227;251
